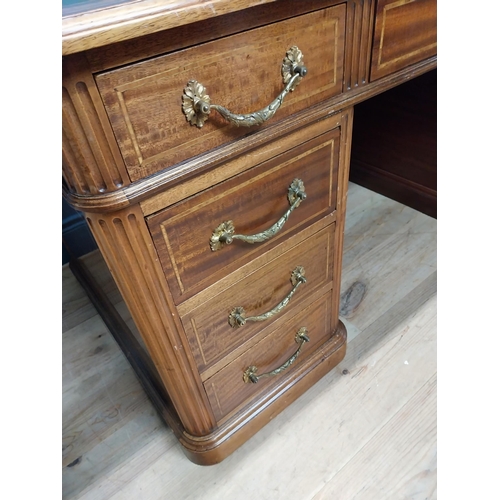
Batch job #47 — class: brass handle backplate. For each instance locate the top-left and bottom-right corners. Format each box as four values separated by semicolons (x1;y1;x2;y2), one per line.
243;327;310;383
228;266;306;328
210;179;306;252
182;46;307;128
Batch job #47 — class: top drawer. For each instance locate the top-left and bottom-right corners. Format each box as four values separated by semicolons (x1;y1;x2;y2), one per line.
95;5;346;181
370;0;437;81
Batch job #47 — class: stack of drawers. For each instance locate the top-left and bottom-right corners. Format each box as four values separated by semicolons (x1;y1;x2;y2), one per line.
146;123;343;425
84;2;349;456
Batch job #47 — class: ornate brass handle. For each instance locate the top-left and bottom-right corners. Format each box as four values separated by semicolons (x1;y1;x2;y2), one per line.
182;46;307;128
228;266;306;328
243;327;310;383
210;179;306;252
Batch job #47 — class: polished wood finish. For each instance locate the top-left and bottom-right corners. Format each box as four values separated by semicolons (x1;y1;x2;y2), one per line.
62;0;281;55
350;69;437;217
141;114;342;217
95;5;346;180
181;221;336;376
62;55;130;195
84;0;344;73
147;125;340;303
62;0;437;465
84;205;217;437
370;0;437;81
204;290;334;422
76;104;352;462
344;0;375;90
62;56;436;215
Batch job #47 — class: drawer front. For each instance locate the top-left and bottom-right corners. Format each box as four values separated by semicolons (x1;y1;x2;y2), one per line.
180;222;336;376
147;126;340;304
370;0;437;81
204;290;334;422
95;5;346;181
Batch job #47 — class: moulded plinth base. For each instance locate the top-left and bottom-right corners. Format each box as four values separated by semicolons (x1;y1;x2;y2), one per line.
70;255;347;466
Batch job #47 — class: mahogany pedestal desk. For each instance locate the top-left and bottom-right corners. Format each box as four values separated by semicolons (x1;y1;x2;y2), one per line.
62;0;437;465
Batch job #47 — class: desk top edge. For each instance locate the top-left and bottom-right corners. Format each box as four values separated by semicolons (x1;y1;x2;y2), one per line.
62;0;279;56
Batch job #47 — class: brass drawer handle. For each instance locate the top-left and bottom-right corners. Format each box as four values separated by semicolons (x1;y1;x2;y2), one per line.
243;327;310;383
229;266;306;328
210;179;306;252
182;46;307;129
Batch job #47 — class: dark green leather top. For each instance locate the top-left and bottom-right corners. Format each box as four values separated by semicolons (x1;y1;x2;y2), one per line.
63;0;131;16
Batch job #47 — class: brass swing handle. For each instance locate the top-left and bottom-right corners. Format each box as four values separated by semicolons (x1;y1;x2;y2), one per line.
243;327;310;383
182;46;307;129
228;266;306;328
210;179;306;252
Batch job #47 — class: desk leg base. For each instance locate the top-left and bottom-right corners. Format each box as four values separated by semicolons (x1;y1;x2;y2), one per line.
178;322;347;465
69;255;347;466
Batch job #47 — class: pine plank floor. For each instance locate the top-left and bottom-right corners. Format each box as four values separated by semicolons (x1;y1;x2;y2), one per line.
62;183;437;500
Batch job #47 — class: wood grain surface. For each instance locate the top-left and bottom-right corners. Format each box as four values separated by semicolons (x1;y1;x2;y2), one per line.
147;126;340;304
63;0;281;55
85;205;217;437
181;221;336;376
204;290;334;422
370;0;437;81
95;5;346;180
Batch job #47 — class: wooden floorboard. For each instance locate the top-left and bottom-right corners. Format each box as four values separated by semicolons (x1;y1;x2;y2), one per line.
62;183;437;499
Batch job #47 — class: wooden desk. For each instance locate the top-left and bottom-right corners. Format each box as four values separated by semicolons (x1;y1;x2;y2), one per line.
62;0;437;465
